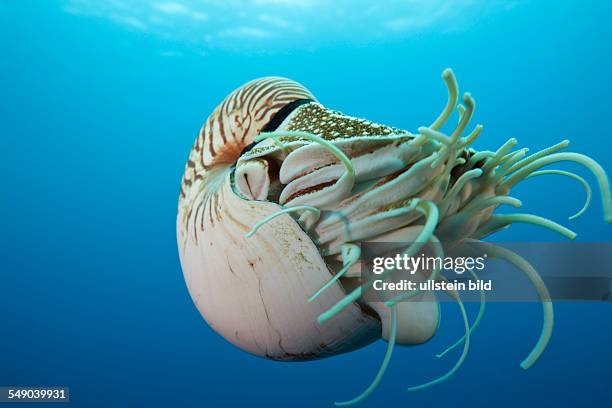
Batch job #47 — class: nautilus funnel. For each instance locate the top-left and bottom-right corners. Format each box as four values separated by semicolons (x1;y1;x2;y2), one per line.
177;70;612;405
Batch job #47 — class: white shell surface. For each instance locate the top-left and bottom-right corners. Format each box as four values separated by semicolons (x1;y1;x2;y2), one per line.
178;173;380;360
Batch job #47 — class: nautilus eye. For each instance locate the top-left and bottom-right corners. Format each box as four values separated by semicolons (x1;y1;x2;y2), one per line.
177;70;612;405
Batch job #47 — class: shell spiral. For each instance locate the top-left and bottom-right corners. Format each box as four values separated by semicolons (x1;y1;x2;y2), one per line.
179;78;314;209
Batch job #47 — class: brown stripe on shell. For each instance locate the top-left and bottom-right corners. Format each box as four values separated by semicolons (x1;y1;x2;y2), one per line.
178;77;316;239
200;77;313;169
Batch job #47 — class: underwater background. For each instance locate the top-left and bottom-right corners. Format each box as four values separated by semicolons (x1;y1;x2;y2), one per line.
1;1;611;407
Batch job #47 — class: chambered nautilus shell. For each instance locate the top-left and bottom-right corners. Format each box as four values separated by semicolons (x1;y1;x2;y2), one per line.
177;70;612;405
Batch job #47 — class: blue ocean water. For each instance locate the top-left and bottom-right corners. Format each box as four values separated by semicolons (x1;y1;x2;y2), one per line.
1;1;611;407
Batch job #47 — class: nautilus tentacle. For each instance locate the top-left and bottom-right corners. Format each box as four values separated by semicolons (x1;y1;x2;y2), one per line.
178;69;612;405
436;268;486;359
335;305;398;407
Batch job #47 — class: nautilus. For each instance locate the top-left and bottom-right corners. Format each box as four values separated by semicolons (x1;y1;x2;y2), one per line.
177;69;612;405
